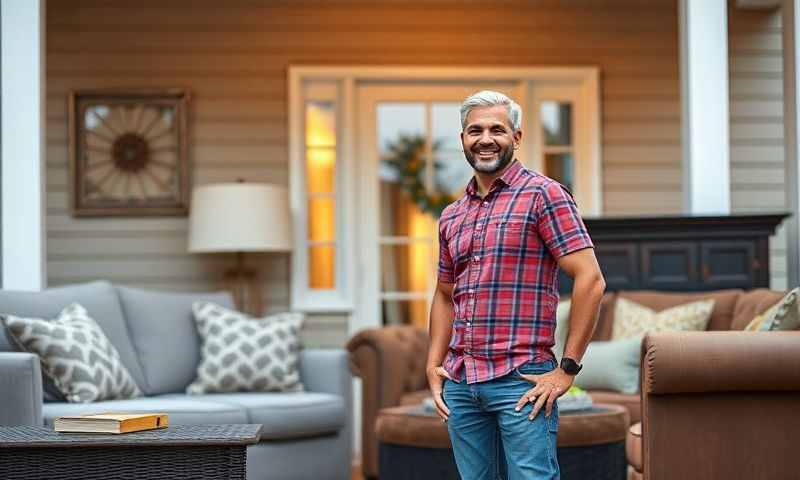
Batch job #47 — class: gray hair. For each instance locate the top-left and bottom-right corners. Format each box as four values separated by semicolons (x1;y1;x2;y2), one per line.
460;90;522;131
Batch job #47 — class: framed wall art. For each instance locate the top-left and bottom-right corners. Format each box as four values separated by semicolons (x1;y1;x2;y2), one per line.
68;88;191;216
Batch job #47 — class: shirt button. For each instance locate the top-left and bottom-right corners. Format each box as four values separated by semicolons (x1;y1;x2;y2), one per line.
482;201;489;206
472;255;480;262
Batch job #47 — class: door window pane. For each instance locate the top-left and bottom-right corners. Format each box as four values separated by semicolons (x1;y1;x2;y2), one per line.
305;101;337;290
380;243;432;294
545;153;575;193
432;102;473;195
309;245;335;290
382;299;429;328
541;102;572;146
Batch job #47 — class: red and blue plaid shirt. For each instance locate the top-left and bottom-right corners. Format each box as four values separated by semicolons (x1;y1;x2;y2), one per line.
438;159;594;384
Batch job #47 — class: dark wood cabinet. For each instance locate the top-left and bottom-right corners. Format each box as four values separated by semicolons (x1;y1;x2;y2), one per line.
558;213;788;294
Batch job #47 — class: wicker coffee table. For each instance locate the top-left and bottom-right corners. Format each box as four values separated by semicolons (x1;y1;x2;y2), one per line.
0;424;261;480
376;403;629;480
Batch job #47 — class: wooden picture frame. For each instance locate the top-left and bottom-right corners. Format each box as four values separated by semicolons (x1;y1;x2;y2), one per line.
68;88;191;217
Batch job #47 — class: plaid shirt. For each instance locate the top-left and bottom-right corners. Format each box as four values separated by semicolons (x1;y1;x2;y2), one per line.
438;159;594;384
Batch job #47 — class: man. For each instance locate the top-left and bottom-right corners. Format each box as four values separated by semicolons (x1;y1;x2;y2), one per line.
426;90;606;479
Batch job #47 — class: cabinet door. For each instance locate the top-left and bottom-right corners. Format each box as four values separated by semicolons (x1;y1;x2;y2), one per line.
557;242;638;294
595;242;638;291
699;240;757;289
641;242;699;290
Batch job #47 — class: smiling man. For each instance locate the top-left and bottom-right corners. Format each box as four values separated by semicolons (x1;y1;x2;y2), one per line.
426;90;606;479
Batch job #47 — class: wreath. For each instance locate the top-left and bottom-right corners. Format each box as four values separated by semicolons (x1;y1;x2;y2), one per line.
382;134;458;218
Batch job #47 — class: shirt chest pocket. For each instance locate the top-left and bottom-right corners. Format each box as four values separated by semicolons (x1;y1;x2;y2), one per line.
486;219;527;250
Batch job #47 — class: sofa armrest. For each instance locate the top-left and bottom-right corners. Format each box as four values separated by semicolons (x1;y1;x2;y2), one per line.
346;326;429;478
642;331;800;395
0;352;43;426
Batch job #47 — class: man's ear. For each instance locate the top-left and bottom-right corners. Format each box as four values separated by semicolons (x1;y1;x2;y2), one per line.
514;129;523;147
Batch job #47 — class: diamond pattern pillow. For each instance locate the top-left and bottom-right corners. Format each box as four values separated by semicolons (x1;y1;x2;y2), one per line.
187;302;304;394
1;303;143;403
611;297;715;340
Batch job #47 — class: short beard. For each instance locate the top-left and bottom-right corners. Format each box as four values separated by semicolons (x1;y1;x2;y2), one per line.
463;145;515;174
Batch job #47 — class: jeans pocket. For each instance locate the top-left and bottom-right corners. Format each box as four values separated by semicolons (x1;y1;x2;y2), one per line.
513;359;556;378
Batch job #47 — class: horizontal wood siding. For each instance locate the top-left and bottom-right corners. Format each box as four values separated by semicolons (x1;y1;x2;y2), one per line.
729;3;787;290
45;0;788;346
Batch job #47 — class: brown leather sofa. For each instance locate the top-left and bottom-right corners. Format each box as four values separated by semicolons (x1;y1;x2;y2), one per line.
347;288;789;479
627;330;800;480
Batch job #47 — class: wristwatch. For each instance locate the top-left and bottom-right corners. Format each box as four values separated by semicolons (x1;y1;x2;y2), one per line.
560;357;583;375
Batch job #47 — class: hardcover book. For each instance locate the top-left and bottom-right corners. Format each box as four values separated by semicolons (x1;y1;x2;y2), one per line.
54;413;168;434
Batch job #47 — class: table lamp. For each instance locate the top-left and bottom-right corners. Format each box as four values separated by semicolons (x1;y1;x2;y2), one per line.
188;181;291;315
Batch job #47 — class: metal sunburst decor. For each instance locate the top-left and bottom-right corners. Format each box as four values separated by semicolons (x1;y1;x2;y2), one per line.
69;89;191;217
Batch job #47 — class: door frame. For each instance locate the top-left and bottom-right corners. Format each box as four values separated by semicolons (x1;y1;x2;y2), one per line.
288;66;601;332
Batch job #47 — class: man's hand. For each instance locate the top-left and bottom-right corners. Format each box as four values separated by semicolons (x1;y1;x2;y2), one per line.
514;367;574;420
427;366;453;421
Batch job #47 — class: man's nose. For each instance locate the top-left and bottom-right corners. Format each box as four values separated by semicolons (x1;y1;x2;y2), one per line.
477;131;494;144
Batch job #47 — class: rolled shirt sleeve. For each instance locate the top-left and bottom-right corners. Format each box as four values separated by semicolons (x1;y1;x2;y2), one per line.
535;181;594;260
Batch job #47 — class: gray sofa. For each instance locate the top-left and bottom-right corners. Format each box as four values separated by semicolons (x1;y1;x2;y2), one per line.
0;281;352;480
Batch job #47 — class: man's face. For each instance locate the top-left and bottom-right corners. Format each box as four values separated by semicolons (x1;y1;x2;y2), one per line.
461;105;522;175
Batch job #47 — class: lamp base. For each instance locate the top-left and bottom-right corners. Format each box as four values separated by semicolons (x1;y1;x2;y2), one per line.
223;252;264;316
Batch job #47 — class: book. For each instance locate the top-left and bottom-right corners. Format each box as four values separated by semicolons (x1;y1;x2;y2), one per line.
54;413;169;434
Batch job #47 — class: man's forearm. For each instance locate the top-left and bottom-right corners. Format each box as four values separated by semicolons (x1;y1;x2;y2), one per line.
427;289;455;369
562;271;605;362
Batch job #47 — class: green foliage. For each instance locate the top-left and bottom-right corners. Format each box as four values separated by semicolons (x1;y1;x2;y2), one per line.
382;134;458;218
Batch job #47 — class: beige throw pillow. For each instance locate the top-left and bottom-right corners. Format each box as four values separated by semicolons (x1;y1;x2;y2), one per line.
744;287;800;332
611;297;715;340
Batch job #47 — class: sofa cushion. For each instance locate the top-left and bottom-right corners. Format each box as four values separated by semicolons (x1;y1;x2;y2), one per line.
159;392;345;440
41;397;247;427
3;303;142;403
116;286;235;396
0;281;147;395
616;289;741;332
732;288;790;330
588;390;641;425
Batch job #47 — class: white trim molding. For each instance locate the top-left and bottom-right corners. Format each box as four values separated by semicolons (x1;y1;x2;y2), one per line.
679;0;731;215
1;0;46;290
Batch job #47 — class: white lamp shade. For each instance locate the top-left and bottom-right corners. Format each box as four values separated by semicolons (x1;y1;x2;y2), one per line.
188;183;292;253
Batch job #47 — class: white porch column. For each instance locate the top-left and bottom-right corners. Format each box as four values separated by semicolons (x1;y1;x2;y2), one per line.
783;0;800;288
679;0;731;214
1;0;46;290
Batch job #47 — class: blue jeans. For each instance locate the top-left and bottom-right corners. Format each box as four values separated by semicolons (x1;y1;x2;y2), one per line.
443;359;560;480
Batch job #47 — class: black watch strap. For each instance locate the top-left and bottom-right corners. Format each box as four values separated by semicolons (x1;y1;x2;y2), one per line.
560;357;582;375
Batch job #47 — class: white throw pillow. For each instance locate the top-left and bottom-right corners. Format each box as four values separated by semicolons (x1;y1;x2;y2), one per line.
1;303;142;403
187;302;304;394
611;297;715;340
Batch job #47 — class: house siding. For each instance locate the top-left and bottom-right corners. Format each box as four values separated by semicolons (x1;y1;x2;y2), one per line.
45;0;786;347
729;4;787;290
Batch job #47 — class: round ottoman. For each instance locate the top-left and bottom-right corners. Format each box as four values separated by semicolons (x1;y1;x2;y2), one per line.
375;403;629;480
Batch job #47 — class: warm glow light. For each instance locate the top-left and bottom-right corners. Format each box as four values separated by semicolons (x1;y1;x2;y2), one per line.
306;102;336;147
409;206;434;329
307;149;335;194
306;101;337;290
310;246;335;289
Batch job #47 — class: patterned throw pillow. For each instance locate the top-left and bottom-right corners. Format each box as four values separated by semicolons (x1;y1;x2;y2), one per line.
187;302;304;394
611;297;715;340
1;303;142;403
744;287;800;332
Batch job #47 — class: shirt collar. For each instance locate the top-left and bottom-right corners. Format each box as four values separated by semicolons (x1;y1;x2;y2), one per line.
465;159;524;197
